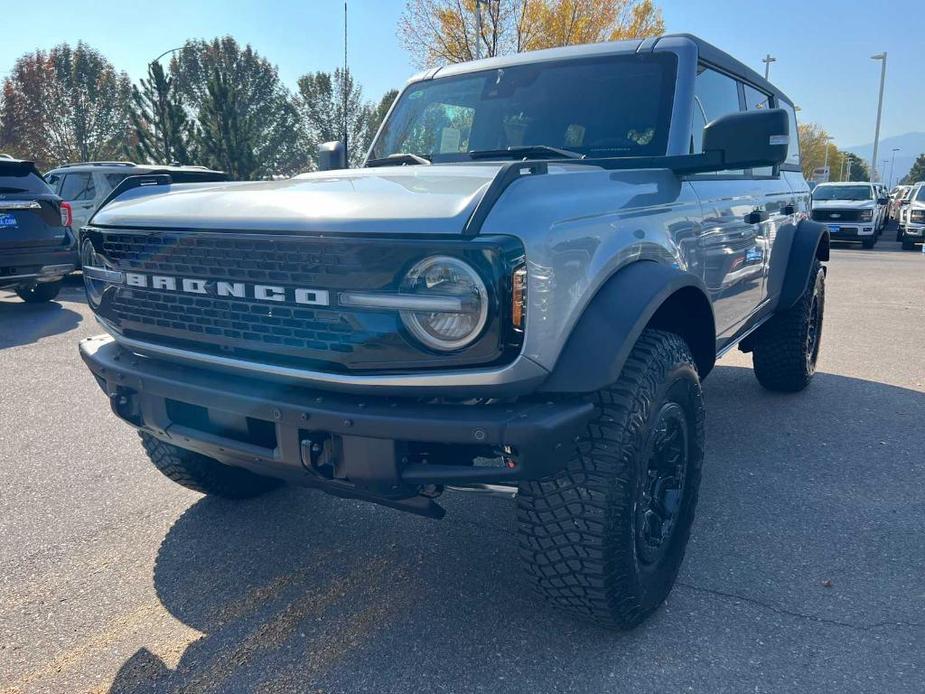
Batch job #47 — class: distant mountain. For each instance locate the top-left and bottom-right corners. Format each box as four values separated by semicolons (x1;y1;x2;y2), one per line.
843;132;925;185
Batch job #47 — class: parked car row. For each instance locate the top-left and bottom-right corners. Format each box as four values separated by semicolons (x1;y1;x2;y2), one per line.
809;181;889;248
896;182;925;250
0;159;228;303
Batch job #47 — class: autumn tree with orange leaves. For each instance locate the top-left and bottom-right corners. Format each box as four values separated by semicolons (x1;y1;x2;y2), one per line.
399;0;665;68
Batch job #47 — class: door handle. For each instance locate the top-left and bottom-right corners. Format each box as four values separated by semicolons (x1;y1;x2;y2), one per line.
745;210;769;224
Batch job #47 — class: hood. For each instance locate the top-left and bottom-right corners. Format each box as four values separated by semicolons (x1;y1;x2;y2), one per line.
811;199;875;210
90;165;504;235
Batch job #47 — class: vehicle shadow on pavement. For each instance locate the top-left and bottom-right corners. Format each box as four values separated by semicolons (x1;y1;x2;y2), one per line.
108;365;925;693
0;295;82;349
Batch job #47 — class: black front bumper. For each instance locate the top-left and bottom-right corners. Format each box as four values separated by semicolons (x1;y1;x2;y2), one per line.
80;335;595;514
0;237;78;287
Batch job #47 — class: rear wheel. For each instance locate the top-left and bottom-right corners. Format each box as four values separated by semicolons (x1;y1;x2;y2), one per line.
517;330;704;630
752;260;824;392
16;281;62;303
141;433;281;499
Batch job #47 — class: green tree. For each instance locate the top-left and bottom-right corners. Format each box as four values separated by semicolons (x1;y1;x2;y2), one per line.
0;42;131;169
900;153;925;185
297;68;376;168
172;37;309;178
366;89;399;149
128;61;194;165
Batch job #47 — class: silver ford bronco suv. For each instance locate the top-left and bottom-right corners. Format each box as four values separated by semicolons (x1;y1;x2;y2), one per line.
79;34;829;629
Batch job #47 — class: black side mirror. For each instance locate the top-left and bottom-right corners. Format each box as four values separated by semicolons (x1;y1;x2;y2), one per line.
702;108;789;171
317;141;347;171
878;197;889;205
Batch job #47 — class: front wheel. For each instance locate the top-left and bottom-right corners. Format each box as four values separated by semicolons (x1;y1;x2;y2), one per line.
902;239;916;251
752;260;825;392
16;281;62;303
517;330;704;630
861;237;876;249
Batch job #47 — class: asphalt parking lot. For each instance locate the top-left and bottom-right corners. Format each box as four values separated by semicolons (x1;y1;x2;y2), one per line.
1;233;923;694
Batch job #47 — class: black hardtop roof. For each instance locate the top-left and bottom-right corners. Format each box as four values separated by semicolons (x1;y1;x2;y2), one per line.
423;32;795;108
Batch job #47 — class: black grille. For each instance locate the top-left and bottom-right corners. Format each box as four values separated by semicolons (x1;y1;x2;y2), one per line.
89;229;519;372
812;209;861;222
111;288;366;355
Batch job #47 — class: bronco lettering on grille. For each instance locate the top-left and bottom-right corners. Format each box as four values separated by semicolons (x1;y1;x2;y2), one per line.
123;272;330;306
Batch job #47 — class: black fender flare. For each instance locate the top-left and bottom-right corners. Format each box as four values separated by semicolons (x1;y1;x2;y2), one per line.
540;261;716;393
774;219;829;311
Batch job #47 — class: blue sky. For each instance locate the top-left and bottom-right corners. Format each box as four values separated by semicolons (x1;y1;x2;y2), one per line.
1;0;921;149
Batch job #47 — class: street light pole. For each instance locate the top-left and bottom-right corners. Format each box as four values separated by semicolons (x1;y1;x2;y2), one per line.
889;148;900;188
475;0;486;60
870;52;887;182
762;54;776;81
822;135;833;181
152;47;183;64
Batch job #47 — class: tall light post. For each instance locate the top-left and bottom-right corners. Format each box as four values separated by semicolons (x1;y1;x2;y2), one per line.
822;135;833;181
889;147;900;188
870;52;887;182
762;54;776;80
475;0;488;60
152;47;183;65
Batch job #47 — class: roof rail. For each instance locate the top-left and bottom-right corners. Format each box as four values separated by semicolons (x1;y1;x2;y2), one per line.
56;161;138;168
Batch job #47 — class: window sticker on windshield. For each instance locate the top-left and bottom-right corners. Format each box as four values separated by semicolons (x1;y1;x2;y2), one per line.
0;213;18;229
440;127;461;153
565;124;586;147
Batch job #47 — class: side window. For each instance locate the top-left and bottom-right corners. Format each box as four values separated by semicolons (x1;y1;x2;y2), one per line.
59;173;96;202
744;84;774;176
690;66;744;173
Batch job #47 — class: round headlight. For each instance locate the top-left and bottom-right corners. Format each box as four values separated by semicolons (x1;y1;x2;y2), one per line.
400;256;489;351
81;238;104;307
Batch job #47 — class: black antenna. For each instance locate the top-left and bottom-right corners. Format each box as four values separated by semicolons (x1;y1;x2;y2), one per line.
343;1;348;163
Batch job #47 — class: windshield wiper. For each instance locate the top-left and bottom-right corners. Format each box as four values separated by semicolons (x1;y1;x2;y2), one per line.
468;145;585;161
366;153;431;167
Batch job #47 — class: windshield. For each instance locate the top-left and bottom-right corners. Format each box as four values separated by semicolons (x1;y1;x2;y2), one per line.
916;187;925;202
812;185;872;201
370;53;677;163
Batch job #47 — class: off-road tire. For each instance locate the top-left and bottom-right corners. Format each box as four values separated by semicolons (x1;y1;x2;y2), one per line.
517;330;704;630
140;432;281;499
752;260;824;392
16;281;62;303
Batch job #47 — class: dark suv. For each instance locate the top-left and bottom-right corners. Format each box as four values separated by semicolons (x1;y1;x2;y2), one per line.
0;157;77;302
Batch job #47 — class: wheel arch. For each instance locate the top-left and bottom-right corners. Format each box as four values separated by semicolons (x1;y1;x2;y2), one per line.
539;261;716;393
775;219;829;311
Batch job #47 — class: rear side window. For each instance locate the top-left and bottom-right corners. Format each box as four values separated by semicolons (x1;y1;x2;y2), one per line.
59;173;96;201
0;168;53;194
105;174;127;189
690;67;742;154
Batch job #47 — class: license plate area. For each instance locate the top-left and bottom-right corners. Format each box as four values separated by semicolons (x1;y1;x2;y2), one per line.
827;224;840;233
